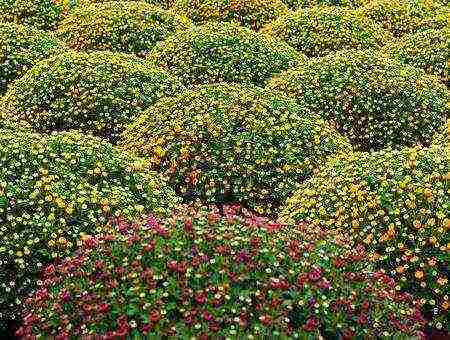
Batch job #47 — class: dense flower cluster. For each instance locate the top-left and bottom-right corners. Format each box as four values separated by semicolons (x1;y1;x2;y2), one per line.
281;144;450;329
76;0;174;8
282;0;362;9
0;129;178;331
16;204;426;338
149;21;302;87
173;0;288;30
267;49;449;151
262;6;391;57
0;0;65;30
57;1;191;56
120;83;351;214
357;0;449;37
432;119;449;147
0;22;65;95
382;27;449;82
0;50;184;143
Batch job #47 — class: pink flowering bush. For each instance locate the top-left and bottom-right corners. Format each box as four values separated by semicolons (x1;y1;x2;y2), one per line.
16;205;425;338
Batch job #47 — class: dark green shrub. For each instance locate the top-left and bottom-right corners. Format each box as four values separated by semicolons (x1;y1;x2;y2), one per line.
120;83;352;214
57;1;191;56
173;0;288;30
262;6;391;57
149;21;302;87
0;0;65;30
0;50;184;143
357;0;449;37
267;49;449;151
0;129;179;331
16;205;425;338
281;144;450;330
382;27;449;82
0;22;65;95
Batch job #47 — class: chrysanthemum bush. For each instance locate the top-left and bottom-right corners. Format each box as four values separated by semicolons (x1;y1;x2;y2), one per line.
120;83;352;214
0;0;66;30
149;21;302;87
266;49;449;151
0;50;184;143
262;6;391;57
432;119;449;146
281;144;450;330
76;0;174;8
16;204;426;338
57;1;191;56
173;0;288;30
357;0;449;37
0;22;66;95
0;129;179;331
382;27;449;82
282;0;362;9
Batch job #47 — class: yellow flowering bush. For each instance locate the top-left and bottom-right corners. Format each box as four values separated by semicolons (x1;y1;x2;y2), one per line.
149;21;302;87
357;0;449;37
382;27;449;82
0;50;184;143
281;144;450;329
266;49;449;151
0;22;66;95
282;0;362;9
57;1;191;56
76;0;174;8
173;0;288;30
120;83;352;214
262;6;391;57
0;129;179;331
0;0;66;30
432;119;449;147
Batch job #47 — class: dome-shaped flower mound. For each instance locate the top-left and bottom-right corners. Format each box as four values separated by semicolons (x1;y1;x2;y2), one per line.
262;6;391;57
0;50;184;143
357;0;449;37
149;21;301;87
0;0;65;30
266;49;449;151
120;83;351;214
0;129;178;330
0;22;65;95
77;0;174;8
57;1;191;55
282;0;362;9
15;204;425;338
173;0;288;30
281;144;450;328
382;27;449;82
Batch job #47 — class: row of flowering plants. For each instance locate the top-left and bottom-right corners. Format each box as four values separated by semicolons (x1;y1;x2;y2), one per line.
16;204;426;338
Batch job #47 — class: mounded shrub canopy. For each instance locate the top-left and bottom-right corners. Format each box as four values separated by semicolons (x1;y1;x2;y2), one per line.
281;144;450;329
0;0;64;30
120;83;352;214
149;21;302;87
0;50;184;143
282;0;362;9
382;27;449;81
266;49;449;151
173;0;288;30
262;6;391;57
57;1;191;55
357;0;449;37
0;129;179;329
432;118;449;146
0;22;65;95
16;205;425;338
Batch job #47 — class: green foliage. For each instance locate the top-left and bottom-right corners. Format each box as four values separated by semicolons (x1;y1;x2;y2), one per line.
262;6;391;57
149;21;302;86
281;144;450;329
0;22;65;95
57;1;191;55
16;205;425;338
357;0;449;37
173;0;288;30
120;83;352;214
267;49;449;151
0;129;179;330
0;0;65;30
432;118;449;146
282;0;362;9
0;50;184;143
382;27;449;81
